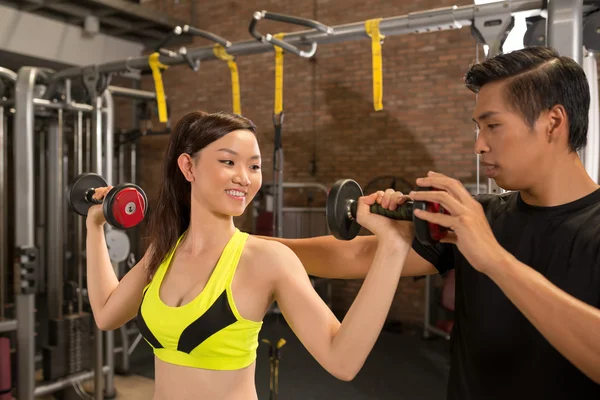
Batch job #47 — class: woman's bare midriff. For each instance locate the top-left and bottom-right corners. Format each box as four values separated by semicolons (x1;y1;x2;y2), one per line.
152;357;258;400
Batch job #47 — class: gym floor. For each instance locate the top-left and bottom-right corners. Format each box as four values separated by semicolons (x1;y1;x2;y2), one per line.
122;314;451;400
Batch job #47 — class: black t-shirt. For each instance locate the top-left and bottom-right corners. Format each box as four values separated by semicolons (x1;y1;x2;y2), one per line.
412;189;600;400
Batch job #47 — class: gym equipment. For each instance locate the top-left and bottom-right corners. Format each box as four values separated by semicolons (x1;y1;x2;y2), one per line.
67;173;148;230
326;179;449;245
261;337;287;400
0;337;10;400
105;229;131;263
42;314;94;381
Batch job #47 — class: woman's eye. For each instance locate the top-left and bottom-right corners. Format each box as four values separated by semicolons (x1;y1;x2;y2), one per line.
220;160;234;166
251;165;261;170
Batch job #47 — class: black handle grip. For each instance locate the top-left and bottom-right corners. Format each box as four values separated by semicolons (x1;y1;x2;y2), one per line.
154;26;183;53
85;188;103;205
249;10;333;58
262;11;333;34
348;200;414;221
369;203;414;220
183;25;231;47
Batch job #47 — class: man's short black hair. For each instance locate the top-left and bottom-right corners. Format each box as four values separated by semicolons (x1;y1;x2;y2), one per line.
464;46;590;152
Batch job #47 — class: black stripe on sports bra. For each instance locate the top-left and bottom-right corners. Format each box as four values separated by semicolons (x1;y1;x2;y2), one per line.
136;289;164;349
177;289;237;353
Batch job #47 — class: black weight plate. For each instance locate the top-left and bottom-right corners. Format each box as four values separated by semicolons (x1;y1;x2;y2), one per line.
327;179;363;241
67;173;107;216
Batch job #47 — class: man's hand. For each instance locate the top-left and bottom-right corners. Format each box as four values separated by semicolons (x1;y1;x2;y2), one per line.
408;171;509;274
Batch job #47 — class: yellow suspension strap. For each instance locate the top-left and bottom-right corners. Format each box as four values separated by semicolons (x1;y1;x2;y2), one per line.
272;32;285;238
365;18;385;111
148;52;169;123
213;44;242;115
261;338;287;400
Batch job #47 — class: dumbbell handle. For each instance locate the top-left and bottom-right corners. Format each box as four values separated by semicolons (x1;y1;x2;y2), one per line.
84;188;103;205
348;199;414;221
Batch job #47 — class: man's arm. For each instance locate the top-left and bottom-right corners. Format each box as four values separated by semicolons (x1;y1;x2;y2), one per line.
258;235;438;279
488;253;600;384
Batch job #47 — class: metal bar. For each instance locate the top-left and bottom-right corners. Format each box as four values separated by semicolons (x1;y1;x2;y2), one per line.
0;319;17;333
90;95;104;400
547;0;584;65
131;141;137;184
264;181;330;194
86;116;91;172
425;323;451;340
50;0;544;81
119;325;130;372
0;105;5;320
0;67;17;82
76;112;84;315
101;89;117;399
34;366;110;397
47;110;64;320
128;333;143;356
423;275;432;339
107;85;157;101
36;116;46;294
15;66;39;400
32;98;94;112
281;207;326;213
65;79;72;104
92;97;103;176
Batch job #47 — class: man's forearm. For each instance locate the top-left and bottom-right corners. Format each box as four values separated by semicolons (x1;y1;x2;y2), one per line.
488;254;600;384
257;235;376;279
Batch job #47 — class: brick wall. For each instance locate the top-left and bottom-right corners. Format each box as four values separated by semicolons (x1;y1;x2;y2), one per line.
119;0;480;324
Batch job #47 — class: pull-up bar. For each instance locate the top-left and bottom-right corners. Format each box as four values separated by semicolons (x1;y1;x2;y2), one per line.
51;0;543;82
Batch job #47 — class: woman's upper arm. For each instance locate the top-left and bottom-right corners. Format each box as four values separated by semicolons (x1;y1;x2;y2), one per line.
99;248;152;330
268;242;341;370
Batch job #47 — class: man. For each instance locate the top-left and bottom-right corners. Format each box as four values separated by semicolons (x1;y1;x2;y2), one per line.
268;47;600;399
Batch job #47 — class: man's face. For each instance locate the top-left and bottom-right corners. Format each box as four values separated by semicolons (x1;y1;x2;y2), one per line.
472;81;553;191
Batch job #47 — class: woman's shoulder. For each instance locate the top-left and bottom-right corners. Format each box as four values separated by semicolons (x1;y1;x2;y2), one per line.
243;235;301;274
244;235;294;261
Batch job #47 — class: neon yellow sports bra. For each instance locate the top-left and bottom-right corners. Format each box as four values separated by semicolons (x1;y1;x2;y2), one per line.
135;229;263;370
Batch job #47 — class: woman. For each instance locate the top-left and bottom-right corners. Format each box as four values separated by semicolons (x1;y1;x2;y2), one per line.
86;111;413;399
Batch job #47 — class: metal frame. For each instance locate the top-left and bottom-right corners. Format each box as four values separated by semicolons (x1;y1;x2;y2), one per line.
50;1;544;82
7;0;598;397
0;67;14;329
11;68;151;399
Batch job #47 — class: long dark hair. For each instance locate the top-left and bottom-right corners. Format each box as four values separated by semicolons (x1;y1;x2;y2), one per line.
145;111;257;279
464;46;589;153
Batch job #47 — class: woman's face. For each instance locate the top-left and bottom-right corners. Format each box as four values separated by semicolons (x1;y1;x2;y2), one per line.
180;129;262;217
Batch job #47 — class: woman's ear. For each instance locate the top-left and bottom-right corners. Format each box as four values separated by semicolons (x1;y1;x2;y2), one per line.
177;153;195;182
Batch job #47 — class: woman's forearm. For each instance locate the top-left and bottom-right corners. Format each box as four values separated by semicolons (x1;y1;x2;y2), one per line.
329;238;409;379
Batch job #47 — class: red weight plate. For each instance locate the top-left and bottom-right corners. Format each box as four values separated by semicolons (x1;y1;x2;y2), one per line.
110;187;146;229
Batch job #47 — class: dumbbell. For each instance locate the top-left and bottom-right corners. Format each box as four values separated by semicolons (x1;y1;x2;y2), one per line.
67;172;148;230
326;179;449;245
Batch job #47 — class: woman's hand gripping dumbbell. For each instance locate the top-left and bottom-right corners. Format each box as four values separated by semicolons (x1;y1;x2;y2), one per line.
326;179;449;245
67;172;148;230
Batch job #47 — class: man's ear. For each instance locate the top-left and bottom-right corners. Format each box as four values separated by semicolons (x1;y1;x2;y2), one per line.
546;104;568;144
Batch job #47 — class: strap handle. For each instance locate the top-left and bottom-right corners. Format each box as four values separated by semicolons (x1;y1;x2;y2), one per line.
365;19;385;111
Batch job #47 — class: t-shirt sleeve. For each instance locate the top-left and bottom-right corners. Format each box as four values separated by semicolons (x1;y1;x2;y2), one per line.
411;237;454;275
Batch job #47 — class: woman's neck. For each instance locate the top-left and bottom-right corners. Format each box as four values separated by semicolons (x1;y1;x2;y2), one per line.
183;203;237;255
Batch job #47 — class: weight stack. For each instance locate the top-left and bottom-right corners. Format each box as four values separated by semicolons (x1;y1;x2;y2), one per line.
43;313;94;381
0;337;11;400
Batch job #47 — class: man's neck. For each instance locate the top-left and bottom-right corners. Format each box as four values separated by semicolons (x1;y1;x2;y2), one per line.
520;154;599;207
